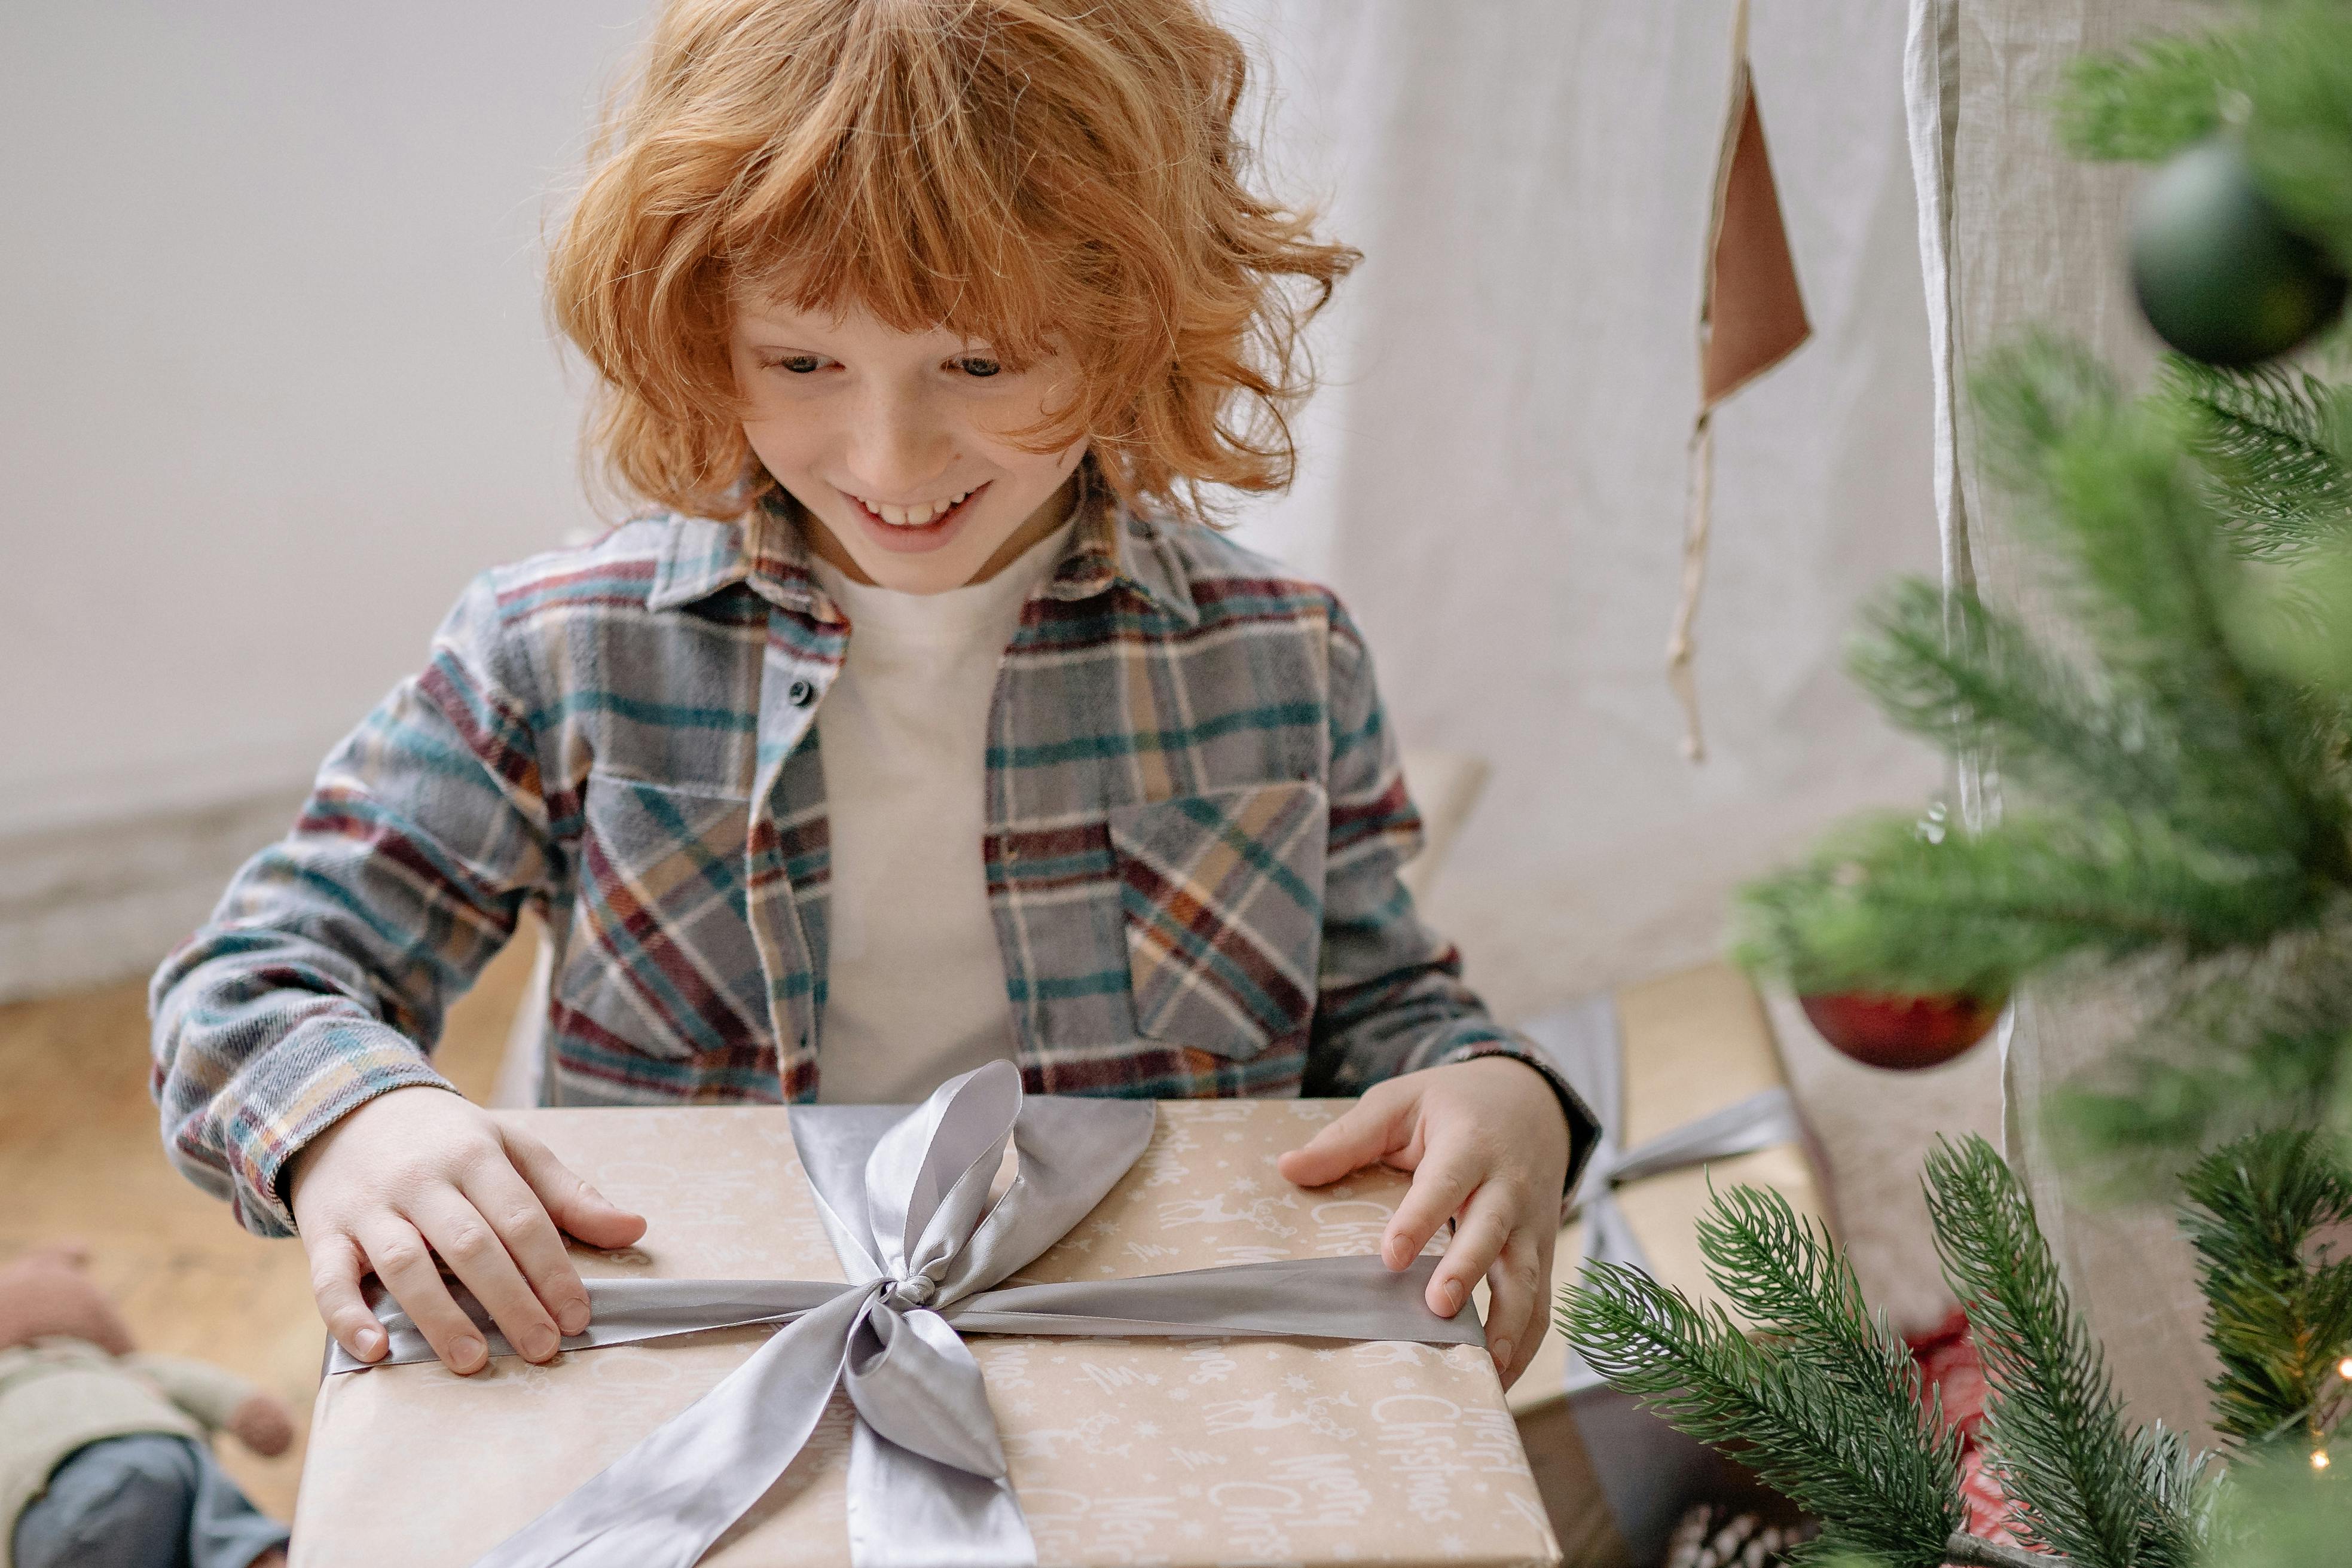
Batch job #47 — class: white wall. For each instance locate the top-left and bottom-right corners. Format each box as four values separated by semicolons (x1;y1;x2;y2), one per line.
0;4;647;838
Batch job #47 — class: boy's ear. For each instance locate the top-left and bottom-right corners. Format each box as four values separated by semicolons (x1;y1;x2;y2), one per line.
0;1243;138;1357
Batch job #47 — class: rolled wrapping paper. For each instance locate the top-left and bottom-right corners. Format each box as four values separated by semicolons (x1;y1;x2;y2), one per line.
333;1062;1483;1568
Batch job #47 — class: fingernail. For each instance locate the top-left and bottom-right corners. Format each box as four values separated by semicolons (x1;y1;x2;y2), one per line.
521;1326;559;1361
451;1335;485;1373
557;1300;591;1336
1443;1278;1467;1313
1492;1339;1513;1371
1383;1237;1407;1269
356;1326;384;1357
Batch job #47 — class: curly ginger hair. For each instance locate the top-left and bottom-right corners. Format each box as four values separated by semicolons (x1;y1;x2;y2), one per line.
548;0;1360;525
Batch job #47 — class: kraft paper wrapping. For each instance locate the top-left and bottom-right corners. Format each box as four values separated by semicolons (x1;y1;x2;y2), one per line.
293;1099;1562;1568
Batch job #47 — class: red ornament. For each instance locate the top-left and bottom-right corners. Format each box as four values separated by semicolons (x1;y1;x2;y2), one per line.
1797;990;2002;1071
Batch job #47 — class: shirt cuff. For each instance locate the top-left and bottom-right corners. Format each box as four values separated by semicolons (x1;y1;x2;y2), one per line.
224;1019;461;1237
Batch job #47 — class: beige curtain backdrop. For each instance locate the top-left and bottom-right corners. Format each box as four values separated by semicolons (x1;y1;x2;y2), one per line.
1218;0;1947;1023
1905;0;2216;1439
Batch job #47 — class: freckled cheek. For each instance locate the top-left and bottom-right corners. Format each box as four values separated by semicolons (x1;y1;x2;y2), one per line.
740;411;833;480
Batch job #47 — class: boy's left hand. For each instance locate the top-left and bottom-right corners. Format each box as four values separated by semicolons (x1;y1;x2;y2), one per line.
1277;1056;1569;1389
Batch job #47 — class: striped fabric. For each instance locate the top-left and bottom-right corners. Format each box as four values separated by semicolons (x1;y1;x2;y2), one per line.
151;488;1595;1237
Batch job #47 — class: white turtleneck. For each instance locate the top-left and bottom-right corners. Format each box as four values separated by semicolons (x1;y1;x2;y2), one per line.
805;516;1077;1104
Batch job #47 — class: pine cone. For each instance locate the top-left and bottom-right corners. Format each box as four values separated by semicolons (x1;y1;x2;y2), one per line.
1663;1504;1818;1568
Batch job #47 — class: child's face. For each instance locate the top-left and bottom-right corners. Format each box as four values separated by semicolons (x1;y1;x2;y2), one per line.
730;297;1089;595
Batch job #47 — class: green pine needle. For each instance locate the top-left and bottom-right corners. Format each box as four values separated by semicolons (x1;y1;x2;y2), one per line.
1925;1137;2208;1568
2046;933;2352;1167
2056;32;2248;163
1734;808;2325;1000
2159;358;2352;560
1849;583;2177;819
1737;335;2352;1090
2236;5;2352;265
1559;1187;1965;1568
2180;1129;2352;1447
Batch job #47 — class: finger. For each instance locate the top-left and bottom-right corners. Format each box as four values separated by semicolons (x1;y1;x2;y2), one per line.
458;1156;594;1338
407;1190;562;1364
1508;1228;1559;1387
307;1231;388;1364
503;1127;647;1252
1383;1143;1482;1274
356;1217;487;1376
1483;1227;1544;1385
1428;1182;1513;1318
1277;1088;1417;1189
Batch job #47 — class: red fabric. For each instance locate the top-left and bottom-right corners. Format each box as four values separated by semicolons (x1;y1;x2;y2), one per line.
1907;1309;2029;1546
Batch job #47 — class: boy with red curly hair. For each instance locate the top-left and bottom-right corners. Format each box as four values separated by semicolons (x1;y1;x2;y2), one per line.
151;0;1595;1396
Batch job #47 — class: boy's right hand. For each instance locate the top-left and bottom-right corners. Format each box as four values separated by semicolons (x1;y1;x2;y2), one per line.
286;1086;647;1376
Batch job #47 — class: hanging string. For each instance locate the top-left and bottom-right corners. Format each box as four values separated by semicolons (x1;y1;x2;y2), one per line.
1668;411;1716;763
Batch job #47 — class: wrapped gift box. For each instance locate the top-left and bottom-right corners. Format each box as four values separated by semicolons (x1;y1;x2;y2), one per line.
1504;962;1832;1568
292;1097;1562;1568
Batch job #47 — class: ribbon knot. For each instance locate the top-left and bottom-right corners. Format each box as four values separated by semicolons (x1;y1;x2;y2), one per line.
886;1273;937;1309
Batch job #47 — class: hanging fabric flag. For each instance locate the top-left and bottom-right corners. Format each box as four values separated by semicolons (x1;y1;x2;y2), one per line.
1667;0;1812;761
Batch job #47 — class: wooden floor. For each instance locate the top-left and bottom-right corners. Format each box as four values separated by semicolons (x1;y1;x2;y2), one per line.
0;933;537;1522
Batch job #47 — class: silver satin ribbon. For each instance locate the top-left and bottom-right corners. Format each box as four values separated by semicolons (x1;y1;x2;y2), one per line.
1517;995;1803;1396
331;1062;1482;1568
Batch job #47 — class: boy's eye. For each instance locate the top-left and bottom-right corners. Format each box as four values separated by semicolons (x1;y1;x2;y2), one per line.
954;356;1003;378
766;354;825;375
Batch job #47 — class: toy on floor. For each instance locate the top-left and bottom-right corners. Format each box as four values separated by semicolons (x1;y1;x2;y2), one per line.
0;1243;293;1568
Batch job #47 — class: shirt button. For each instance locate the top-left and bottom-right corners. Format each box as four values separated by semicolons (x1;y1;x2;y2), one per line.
787;678;815;708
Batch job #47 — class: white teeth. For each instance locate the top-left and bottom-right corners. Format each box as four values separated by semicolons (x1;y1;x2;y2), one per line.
856;487;975;528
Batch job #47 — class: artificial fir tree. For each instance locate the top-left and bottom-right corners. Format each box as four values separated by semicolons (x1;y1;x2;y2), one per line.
1730;8;2352;1148
1560;1131;2352;1568
1562;3;2352;1563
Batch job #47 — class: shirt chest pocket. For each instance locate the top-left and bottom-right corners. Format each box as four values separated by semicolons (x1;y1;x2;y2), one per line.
1106;781;1328;1060
555;771;771;1061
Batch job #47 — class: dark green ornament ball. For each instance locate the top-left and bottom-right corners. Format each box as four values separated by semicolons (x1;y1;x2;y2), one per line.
2128;137;2347;368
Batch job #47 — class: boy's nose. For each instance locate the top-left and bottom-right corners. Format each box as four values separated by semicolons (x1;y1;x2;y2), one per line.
844;397;956;501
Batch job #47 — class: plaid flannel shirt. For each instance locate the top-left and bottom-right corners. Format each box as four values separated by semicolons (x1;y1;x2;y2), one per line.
151;490;1595;1236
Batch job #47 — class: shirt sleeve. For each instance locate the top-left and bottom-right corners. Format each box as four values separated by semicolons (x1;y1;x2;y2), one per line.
123;1353;262;1431
149;570;557;1237
1303;600;1599;1191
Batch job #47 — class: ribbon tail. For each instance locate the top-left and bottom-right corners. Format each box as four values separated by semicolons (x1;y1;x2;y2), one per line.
948;1254;1483;1346
848;1421;1036;1568
471;1284;871;1568
1605;1087;1800;1185
331;1278;852;1373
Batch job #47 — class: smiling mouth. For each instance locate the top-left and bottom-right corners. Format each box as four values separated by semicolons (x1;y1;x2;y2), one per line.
847;483;986;529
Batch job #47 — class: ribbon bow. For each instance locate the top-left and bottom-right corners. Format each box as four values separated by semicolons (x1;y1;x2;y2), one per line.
335;1062;1483;1567
1518;995;1803;1395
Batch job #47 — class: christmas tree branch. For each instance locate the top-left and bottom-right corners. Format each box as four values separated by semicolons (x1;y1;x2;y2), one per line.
1852;583;2179;817
1561;1202;1965;1568
2056;30;2246;162
1734;809;2322;999
2159;358;2352;557
2180;1129;2352;1446
1926;1138;2204;1568
1981;346;2345;873
1944;1532;2066;1568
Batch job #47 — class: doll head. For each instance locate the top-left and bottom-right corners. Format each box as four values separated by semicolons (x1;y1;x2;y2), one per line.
547;0;1359;546
0;1243;136;1358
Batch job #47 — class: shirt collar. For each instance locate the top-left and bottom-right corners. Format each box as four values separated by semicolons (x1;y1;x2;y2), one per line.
647;481;1199;625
